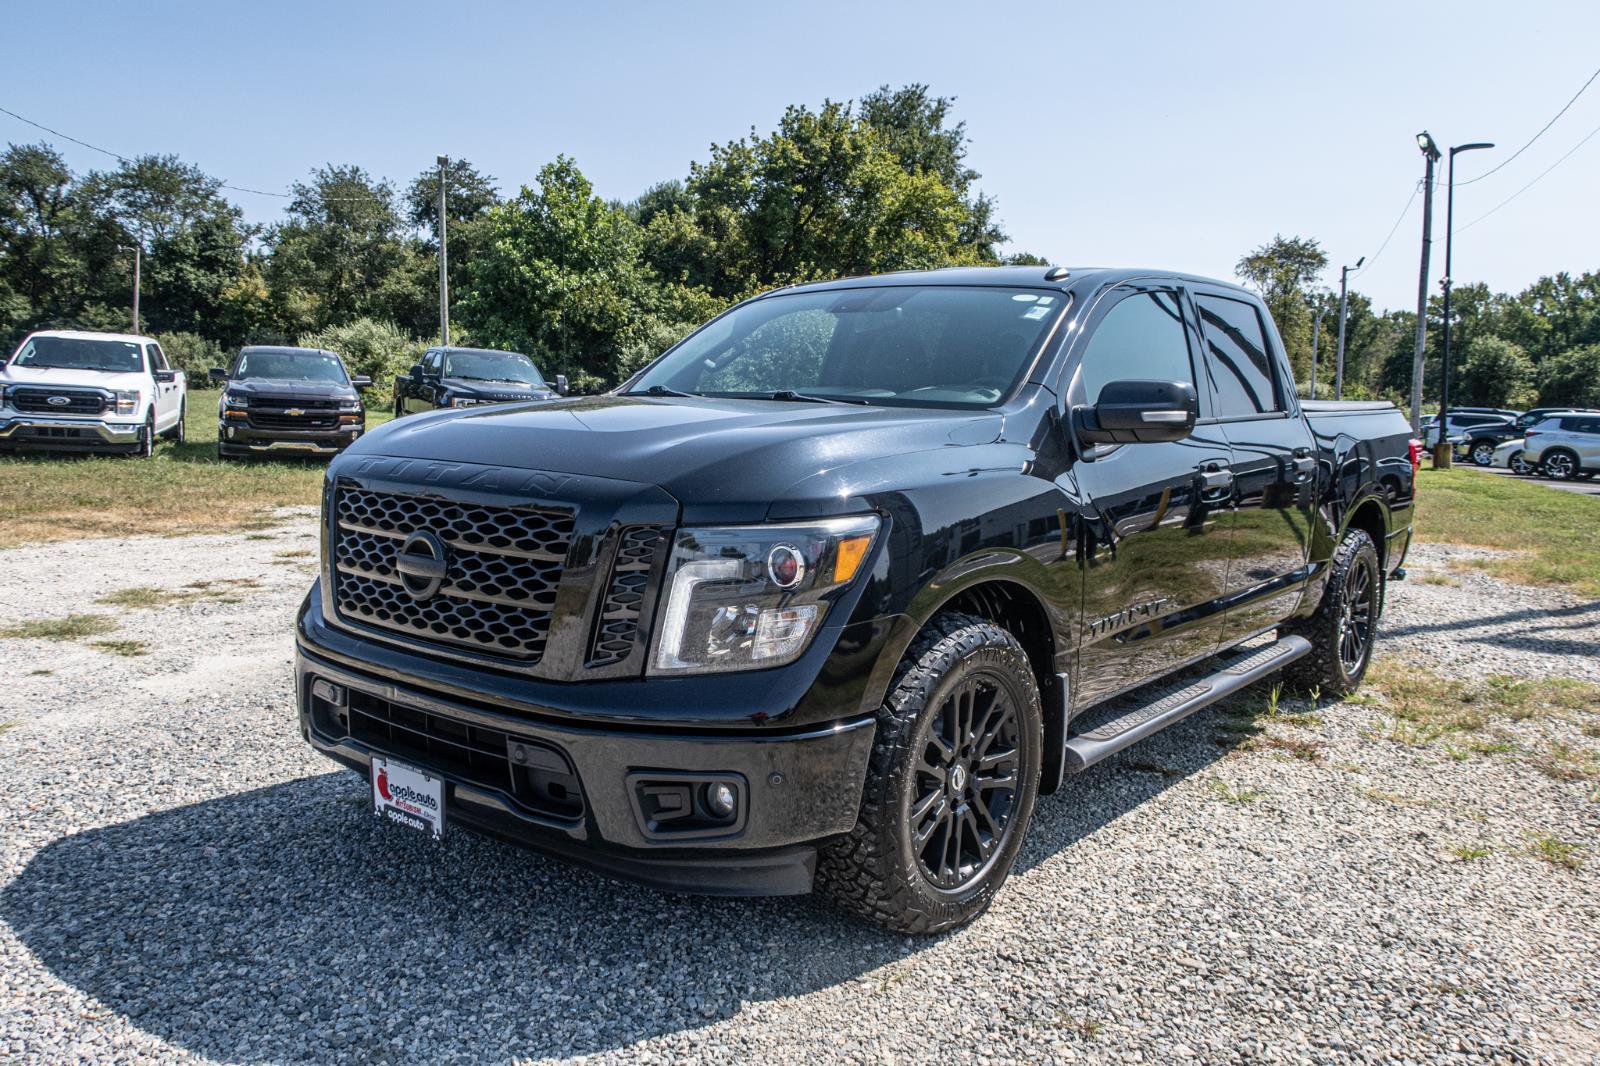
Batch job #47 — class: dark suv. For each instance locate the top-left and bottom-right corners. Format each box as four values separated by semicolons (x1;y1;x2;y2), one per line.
211;346;370;459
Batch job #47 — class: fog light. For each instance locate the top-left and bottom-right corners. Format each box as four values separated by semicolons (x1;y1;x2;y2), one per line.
705;782;737;817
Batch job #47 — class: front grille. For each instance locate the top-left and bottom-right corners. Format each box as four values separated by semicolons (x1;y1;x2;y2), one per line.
588;526;665;667
249;400;340;431
344;689;583;819
332;486;574;661
11;387;110;415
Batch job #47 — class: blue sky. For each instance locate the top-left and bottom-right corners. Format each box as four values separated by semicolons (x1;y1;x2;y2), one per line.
9;0;1599;312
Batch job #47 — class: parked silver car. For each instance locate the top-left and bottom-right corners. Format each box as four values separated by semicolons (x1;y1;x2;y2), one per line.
1522;412;1600;480
1491;436;1535;475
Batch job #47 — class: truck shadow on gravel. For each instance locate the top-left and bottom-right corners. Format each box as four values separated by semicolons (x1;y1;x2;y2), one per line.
1;712;1240;1062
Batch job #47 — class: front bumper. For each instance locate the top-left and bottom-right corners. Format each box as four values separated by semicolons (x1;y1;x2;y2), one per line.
0;415;142;448
295;643;877;896
220;420;361;456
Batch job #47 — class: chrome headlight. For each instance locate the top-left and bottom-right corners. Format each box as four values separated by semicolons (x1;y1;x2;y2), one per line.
650;517;880;675
114;390;140;415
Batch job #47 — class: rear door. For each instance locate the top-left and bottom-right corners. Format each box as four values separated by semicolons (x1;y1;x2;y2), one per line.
146;342;181;428
1191;288;1316;645
1066;281;1235;706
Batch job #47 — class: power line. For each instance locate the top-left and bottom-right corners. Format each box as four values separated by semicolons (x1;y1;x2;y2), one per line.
1458;116;1600;233
1353;179;1420;276
0;102;388;203
1456;63;1600;186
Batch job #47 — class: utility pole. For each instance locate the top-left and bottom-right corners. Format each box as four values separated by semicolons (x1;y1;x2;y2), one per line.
1411;133;1441;432
437;155;450;346
1435;139;1495;469
120;243;142;333
1309;306;1327;399
1334;257;1363;399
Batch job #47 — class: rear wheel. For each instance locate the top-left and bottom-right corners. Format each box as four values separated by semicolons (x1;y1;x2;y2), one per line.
1470;440;1495;466
816;612;1042;935
1542;450;1579;480
1284;528;1382;697
163;401;186;442
1508;450;1532;476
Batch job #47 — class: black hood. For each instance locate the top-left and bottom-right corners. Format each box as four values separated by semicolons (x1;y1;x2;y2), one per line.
442;377;558;401
339;394;1005;521
226;378;359;402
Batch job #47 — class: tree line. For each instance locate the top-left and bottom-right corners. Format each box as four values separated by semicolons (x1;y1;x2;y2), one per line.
3;84;1595;409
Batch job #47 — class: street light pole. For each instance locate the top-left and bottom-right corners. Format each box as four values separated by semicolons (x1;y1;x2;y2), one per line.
1434;140;1495;469
437;155;450;347
1410;132;1440;432
1309;306;1327;399
1334;256;1363;399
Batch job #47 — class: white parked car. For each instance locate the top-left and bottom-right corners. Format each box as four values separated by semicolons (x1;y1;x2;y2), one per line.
0;330;186;457
1491;437;1535;475
1523;412;1600;481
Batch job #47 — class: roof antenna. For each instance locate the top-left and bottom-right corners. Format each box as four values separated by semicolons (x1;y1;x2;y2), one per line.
1044;266;1070;281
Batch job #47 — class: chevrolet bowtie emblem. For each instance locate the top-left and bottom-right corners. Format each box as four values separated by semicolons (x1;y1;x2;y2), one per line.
285;407;304;416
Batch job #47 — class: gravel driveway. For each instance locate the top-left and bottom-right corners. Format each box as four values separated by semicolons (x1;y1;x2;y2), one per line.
1;519;1596;1064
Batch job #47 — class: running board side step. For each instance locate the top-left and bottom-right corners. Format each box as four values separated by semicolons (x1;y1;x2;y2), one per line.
1062;635;1312;773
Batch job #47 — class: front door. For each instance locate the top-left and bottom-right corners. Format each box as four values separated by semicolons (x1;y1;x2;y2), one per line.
1065;283;1235;707
1191;289;1316;645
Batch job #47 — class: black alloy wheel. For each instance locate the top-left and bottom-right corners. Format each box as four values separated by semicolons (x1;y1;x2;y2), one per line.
1337;551;1377;676
1285;527;1382;696
911;675;1023;891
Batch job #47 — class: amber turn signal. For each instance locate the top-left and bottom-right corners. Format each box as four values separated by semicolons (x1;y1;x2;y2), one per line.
833;534;872;584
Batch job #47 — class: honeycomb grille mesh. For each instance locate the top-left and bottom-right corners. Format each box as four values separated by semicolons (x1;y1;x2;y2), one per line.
332;487;574;660
587;526;665;667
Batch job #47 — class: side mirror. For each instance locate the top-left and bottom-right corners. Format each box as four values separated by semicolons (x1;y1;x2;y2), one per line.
208;367;228;384
351;375;372;389
409;363;425;382
153;369;177;383
1076;379;1198;445
554;373;569;396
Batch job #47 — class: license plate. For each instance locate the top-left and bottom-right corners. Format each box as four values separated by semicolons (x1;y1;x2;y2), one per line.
372;756;445;839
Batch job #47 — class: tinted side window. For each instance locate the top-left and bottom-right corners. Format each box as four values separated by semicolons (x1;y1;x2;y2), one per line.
147;343;169;371
1196;294;1280;416
1076;289;1194;404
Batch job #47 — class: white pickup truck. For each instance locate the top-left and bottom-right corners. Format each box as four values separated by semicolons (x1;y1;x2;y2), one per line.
0;330;187;456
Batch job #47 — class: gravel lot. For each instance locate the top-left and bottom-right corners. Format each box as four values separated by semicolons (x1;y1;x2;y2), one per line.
1;519;1596;1064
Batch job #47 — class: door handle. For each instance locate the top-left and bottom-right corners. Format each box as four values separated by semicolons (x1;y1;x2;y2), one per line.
1199;465;1233;492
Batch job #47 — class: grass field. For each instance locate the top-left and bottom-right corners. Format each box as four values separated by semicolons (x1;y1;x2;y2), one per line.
0;391;391;548
1413;466;1600;598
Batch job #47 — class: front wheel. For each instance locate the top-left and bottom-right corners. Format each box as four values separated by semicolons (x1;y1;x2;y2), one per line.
1284;528;1382;697
816;613;1042;935
135;415;155;458
1470;440;1495;466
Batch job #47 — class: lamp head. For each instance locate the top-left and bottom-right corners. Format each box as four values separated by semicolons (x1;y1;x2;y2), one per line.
1416;131;1441;159
1451;141;1495;155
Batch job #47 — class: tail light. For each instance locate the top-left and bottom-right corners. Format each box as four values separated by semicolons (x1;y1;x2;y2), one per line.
1408;438;1423;476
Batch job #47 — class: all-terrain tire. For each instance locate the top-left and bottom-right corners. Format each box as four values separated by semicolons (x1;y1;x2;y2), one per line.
1283;528;1382;696
816;612;1042;935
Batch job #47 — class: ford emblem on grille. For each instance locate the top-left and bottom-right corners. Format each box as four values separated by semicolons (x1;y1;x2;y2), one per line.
395;531;448;600
47;395;71;406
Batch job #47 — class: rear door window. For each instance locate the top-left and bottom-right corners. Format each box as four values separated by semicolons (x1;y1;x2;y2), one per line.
1195;294;1282;417
147;343;169;371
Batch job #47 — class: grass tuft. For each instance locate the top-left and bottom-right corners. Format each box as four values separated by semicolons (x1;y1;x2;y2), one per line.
0;614;117;640
91;638;149;657
1450;844;1493;862
1205;777;1268;804
1526;835;1584;871
97;578;262;610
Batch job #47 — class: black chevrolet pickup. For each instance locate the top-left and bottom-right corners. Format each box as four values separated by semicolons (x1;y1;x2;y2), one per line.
296;266;1417;933
211;346;370;460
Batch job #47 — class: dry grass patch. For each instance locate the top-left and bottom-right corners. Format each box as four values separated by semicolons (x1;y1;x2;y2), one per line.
91;638;149;657
1361;659;1600;746
96;578;263;610
0;614;117;640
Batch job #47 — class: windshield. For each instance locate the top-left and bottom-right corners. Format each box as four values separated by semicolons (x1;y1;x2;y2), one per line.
627;285;1068;408
444;350;545;385
11;336;144;373
235;350;349;384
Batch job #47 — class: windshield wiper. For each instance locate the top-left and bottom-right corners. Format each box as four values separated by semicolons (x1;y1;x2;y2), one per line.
768;390;870;406
637;384;700;398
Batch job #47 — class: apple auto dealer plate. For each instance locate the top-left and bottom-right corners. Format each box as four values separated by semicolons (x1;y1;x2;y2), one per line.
371;756;445;839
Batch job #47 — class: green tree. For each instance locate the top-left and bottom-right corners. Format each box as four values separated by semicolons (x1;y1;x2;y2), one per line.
299;317;427;397
265;165;430;335
462;156;707;388
1456;335;1536;408
1537;344;1600;408
0;143;84;333
1235;235;1328;387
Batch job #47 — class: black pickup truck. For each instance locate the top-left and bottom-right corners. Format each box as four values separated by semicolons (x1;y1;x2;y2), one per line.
296;266;1417;933
211;346;371;459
